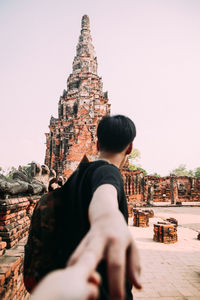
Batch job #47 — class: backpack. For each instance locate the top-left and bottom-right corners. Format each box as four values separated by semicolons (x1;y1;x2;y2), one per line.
23;165;81;293
23;158;107;293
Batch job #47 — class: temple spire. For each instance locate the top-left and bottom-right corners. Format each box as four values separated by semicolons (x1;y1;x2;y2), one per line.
81;15;90;30
71;14;97;74
45;15;110;177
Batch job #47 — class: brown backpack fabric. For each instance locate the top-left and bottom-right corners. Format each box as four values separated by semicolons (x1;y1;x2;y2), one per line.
23;192;61;292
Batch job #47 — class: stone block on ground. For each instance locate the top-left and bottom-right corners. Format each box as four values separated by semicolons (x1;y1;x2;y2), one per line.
133;210;149;227
153;222;178;244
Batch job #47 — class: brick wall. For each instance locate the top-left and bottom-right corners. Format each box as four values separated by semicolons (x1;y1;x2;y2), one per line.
0;196;40;300
122;169;200;210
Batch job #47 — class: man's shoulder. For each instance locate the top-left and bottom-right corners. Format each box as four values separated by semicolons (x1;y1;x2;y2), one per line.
82;160;120;172
79;160;108;169
91;161;121;177
77;160;111;177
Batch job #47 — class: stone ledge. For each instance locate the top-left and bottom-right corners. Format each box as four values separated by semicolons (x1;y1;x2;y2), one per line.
0;237;29;300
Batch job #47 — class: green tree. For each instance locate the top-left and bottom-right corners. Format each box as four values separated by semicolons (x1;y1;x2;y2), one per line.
150;172;160;177
128;149;141;163
129;164;147;175
194;167;200;177
136;167;148;175
171;164;194;177
128;149;147;174
188;169;194;177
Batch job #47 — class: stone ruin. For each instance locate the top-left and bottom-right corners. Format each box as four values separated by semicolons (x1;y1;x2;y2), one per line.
44;14;110;178
133;210;149;227
132;209;154;227
1;13;200;300
166;217;178;227
153;222;178;244
132;209;178;244
0;162;56;199
122;169;200;212
0;15;110;299
0;162;56;300
154;217;178;244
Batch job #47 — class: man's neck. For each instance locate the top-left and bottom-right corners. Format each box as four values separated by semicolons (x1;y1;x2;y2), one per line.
97;152;127;169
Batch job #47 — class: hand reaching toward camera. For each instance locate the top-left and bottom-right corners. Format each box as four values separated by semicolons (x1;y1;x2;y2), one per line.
31;252;101;300
67;184;142;300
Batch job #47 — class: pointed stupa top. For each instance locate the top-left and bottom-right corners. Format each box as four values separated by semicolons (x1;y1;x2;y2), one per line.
81;15;90;30
71;14;97;74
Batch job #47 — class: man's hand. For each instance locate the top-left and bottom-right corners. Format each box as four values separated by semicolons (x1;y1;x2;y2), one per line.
68;184;142;300
31;252;101;300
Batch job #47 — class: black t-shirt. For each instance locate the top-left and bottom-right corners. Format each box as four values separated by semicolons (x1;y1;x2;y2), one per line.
55;160;133;300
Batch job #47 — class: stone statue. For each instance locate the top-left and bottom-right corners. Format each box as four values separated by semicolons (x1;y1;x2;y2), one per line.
0;162;56;199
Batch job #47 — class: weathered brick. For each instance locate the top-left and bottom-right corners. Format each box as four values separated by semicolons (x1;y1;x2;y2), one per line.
44;15;110;178
153;223;178;244
123;169;200;209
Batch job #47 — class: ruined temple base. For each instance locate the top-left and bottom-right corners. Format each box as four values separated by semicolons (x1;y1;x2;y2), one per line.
0;195;40;299
0;237;29;300
143;209;154;218
0;196;39;250
0;237;6;256
166;217;178;226
133;211;149;227
153;223;178;244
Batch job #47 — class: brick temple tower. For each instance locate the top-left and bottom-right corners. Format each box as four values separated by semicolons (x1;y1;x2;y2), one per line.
45;15;110;177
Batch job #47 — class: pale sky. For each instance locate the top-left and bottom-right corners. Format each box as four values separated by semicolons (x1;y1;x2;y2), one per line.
0;0;200;176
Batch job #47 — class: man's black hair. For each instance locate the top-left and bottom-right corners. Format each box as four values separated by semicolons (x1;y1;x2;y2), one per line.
97;115;136;153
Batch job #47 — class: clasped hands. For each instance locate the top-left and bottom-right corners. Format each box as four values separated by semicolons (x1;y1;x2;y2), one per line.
31;211;142;300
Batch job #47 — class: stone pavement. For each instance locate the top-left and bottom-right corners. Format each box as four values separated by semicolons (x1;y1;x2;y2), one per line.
130;207;200;300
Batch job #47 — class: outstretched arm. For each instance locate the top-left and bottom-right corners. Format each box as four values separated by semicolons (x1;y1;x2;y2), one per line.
30;251;101;300
68;184;142;300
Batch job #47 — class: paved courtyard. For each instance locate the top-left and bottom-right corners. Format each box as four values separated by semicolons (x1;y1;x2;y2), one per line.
130;207;200;300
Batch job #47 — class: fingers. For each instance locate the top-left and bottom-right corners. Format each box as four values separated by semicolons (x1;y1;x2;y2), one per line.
85;283;99;300
67;234;106;278
127;242;142;290
72;251;99;278
89;271;101;286
107;240;126;300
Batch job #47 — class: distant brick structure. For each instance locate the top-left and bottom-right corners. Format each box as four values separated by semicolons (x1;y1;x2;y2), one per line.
123;169;200;209
45;15;110;178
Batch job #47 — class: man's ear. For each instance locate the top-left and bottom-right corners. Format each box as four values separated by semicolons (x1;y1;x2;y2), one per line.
126;143;132;155
97;140;100;152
